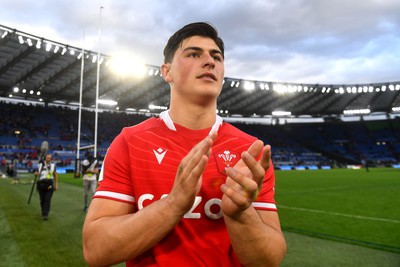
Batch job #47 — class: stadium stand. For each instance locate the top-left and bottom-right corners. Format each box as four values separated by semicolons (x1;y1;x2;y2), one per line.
1;101;399;175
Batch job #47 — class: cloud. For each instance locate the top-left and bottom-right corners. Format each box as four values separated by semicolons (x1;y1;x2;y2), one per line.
1;0;400;84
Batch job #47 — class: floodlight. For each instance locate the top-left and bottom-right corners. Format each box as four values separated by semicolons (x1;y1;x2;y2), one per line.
272;111;291;116
343;109;370;115
149;104;167;110
1;30;8;38
273;84;289;94
98;99;117;106
243;81;255;91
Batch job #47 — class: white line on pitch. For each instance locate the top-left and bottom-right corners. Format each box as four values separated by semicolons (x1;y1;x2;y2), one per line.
278;205;400;224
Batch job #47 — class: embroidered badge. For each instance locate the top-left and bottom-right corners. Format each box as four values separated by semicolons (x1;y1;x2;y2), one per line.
214;149;240;175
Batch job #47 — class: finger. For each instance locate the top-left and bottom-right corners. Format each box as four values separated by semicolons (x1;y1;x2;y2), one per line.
187;154;209;180
246;139;264;158
225;167;259;200
259;145;271;171
178;135;214;177
194;134;214;157
220;183;252;209
208;130;217;141
241;151;265;186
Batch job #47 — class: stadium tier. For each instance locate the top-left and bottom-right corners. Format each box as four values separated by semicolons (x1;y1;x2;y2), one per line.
1;102;399;174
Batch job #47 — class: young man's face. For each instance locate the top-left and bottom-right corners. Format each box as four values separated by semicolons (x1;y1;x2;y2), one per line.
163;36;225;105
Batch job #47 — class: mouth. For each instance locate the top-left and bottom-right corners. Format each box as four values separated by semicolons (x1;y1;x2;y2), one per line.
197;73;217;81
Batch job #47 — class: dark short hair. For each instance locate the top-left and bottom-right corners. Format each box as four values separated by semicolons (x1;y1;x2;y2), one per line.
163;22;225;63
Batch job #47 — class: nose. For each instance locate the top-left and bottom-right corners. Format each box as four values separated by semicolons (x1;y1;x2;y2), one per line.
203;54;215;69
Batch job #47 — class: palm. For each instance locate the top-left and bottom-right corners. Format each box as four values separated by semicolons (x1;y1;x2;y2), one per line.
221;162;250;216
220;140;270;217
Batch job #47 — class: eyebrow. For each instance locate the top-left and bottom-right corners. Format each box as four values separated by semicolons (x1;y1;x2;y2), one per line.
182;46;223;58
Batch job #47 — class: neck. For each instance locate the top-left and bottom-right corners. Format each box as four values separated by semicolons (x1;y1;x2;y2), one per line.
169;103;217;130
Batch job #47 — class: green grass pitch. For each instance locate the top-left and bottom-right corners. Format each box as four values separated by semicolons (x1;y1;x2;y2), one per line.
275;168;400;266
0;168;399;266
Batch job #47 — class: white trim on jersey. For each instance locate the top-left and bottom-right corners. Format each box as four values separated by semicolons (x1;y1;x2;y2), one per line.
159;110;176;131
252;202;277;210
210;115;223;135
159;110;222;134
94;191;135;203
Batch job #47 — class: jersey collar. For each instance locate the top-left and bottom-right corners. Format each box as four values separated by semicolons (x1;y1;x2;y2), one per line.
159;110;222;135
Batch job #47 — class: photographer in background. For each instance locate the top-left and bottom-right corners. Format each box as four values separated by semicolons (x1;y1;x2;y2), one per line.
82;153;99;212
34;154;58;220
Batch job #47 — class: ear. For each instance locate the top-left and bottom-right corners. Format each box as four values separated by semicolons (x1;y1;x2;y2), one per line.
161;63;172;83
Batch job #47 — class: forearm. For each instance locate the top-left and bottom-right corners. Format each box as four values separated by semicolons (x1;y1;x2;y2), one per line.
224;208;286;267
83;196;183;267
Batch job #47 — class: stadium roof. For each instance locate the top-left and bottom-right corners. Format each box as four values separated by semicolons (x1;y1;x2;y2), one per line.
1;24;400;118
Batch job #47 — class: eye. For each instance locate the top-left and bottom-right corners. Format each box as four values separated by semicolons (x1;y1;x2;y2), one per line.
188;52;200;58
213;55;222;61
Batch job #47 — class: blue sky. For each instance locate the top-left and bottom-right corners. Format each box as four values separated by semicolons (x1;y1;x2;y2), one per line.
1;0;399;84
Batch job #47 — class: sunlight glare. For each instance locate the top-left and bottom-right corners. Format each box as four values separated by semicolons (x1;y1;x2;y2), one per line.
108;53;147;78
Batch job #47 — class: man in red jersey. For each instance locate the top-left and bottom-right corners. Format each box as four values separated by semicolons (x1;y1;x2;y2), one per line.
83;22;286;267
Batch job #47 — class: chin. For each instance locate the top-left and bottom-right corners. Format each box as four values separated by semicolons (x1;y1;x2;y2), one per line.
201;90;220;99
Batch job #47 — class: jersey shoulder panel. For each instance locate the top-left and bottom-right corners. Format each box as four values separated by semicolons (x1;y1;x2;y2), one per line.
220;122;258;142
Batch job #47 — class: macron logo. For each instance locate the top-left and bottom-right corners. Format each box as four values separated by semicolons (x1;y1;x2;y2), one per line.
153;148;167;164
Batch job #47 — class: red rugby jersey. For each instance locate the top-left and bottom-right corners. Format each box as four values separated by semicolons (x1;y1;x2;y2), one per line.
95;112;277;267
